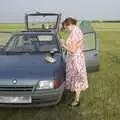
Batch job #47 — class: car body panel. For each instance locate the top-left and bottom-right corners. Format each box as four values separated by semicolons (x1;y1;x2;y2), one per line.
0;54;65;85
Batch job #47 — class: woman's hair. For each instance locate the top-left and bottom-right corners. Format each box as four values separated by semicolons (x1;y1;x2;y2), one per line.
62;17;77;27
60;22;65;31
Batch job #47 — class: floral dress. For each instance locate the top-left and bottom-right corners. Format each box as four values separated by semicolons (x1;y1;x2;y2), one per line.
65;26;88;92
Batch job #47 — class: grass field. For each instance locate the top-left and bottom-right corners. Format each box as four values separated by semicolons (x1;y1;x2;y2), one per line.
0;22;120;120
0;23;24;32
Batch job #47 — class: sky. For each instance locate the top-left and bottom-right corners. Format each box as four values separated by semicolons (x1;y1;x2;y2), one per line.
0;0;120;22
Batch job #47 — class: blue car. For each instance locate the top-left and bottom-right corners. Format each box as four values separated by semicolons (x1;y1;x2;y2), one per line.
0;12;99;107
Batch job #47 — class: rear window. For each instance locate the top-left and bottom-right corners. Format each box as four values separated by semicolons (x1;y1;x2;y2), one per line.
84;32;96;51
27;15;58;30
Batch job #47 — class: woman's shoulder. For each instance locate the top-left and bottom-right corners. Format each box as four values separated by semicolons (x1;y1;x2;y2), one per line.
73;26;82;33
72;26;83;37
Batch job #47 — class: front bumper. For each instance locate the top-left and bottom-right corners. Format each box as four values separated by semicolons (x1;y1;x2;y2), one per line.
0;82;65;107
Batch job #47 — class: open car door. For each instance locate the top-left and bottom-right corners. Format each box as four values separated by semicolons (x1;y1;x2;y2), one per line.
84;32;100;72
80;21;100;72
25;12;61;32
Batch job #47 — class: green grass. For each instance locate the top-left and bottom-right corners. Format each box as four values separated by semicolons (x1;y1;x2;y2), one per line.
0;23;120;120
92;22;120;31
0;23;24;32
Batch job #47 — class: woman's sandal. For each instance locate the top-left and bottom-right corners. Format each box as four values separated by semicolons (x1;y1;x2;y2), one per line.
69;100;80;107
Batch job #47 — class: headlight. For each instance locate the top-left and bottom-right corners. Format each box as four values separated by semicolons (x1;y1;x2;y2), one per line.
36;80;54;90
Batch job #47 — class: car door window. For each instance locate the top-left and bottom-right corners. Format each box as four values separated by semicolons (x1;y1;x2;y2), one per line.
84;32;96;51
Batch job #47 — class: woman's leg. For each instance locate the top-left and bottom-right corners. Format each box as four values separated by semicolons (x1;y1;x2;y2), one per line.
75;89;81;101
71;89;81;106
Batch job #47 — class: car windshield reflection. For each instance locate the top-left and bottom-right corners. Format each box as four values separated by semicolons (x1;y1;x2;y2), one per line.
1;34;59;54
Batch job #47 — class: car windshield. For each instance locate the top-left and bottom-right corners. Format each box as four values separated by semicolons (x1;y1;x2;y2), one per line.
1;34;59;54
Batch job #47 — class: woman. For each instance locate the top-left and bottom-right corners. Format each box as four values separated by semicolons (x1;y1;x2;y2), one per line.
61;17;88;107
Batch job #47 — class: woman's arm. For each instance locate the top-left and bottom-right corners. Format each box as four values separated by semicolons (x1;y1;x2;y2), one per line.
71;41;81;53
62;41;80;54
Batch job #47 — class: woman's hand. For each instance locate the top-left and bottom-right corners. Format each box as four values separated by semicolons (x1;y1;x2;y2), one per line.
71;41;81;53
64;41;81;54
62;43;74;54
61;39;81;54
62;43;68;49
60;39;65;45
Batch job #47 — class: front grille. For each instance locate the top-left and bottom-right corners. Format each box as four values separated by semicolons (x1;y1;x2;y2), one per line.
0;86;33;91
